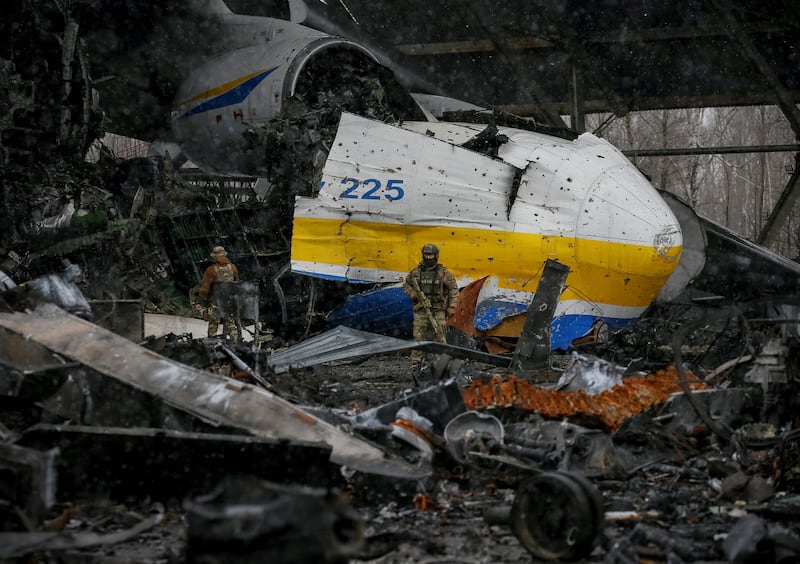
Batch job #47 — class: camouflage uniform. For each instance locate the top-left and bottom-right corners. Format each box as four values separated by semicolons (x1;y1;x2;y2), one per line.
402;244;459;366
196;246;240;339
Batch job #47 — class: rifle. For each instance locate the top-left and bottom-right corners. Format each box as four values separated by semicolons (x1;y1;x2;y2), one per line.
410;276;445;341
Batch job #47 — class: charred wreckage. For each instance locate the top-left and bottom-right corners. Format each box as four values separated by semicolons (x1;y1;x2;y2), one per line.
3;1;800;563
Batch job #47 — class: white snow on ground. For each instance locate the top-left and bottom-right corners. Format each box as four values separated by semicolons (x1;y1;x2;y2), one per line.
144;313;256;342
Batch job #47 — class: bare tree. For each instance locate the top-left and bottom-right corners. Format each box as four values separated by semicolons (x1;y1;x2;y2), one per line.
589;105;796;258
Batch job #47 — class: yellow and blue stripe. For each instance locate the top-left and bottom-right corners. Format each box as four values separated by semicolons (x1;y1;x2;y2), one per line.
291;113;682;349
292;218;681;348
177;66;279;119
291;218;679;306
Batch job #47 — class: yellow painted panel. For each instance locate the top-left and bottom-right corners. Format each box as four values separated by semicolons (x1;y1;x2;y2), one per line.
292;217;681;307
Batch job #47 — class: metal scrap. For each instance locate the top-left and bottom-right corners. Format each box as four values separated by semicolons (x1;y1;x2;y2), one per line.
268;325;509;374
268;326;418;373
0;304;429;479
463;365;704;430
18;424;338;500
185;476;364;564
216;342;271;389
0;443;58;528
722;514;800;563
556;352;636;394
20;261;93;320
351;378;466;435
509;472;605;560
510;259;570;374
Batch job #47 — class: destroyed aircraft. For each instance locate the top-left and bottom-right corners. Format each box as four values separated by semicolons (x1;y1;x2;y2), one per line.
77;0;800;353
6;1;800;562
79;0;684;350
7;0;799;352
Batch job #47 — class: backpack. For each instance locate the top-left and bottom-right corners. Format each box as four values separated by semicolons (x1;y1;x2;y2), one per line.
215;263;235;282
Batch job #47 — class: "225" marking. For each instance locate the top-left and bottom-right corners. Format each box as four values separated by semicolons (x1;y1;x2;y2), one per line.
322;178;405;201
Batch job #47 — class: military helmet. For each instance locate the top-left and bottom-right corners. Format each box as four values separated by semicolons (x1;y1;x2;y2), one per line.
421;243;439;266
421;243;439;257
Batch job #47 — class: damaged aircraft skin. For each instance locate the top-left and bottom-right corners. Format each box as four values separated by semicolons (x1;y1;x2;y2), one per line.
292;113;682;349
99;0;683;348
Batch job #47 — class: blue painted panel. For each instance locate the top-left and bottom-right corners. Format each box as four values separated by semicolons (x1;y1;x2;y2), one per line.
326;286;413;338
327;289;636;350
293;269;374;283
551;315;597;350
474;299;528;331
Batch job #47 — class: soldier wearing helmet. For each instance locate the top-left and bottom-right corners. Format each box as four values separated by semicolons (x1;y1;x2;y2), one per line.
194;245;240;339
402;243;459;369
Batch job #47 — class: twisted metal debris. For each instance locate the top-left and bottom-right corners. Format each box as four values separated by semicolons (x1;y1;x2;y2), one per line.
463;366;704;430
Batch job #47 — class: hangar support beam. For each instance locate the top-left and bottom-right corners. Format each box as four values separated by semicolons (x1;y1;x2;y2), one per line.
624;144;800;158
711;0;800;248
710;0;800;135
759;154;800;247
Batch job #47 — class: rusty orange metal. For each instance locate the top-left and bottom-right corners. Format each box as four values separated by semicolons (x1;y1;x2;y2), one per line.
390;418;434;444
413;493;442;511
447;276;488;337
462;365;703;430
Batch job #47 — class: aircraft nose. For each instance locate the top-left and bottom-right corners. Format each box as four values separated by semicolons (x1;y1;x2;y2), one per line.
578;164;683;261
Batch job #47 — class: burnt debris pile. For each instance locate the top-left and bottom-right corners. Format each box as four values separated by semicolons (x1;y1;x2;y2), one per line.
1;293;800;562
4;2;800;562
240;45;426;201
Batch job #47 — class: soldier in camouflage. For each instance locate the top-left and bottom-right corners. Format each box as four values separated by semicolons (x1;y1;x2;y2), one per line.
402;243;459;368
195;245;240;339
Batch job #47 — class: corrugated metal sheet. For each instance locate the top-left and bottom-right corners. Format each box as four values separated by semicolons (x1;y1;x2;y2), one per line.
268;326;417;374
463;366;704;430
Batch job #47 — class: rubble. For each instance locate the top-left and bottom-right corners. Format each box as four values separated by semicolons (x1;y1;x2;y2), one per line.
3;2;800;562
186;477;365;564
1;292;800;562
0;304;429;480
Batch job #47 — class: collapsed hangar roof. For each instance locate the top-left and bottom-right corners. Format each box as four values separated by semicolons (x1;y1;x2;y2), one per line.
286;0;800;126
74;0;800;243
81;0;800;138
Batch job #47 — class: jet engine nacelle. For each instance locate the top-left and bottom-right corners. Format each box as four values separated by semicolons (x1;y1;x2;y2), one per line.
171;18;420;175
